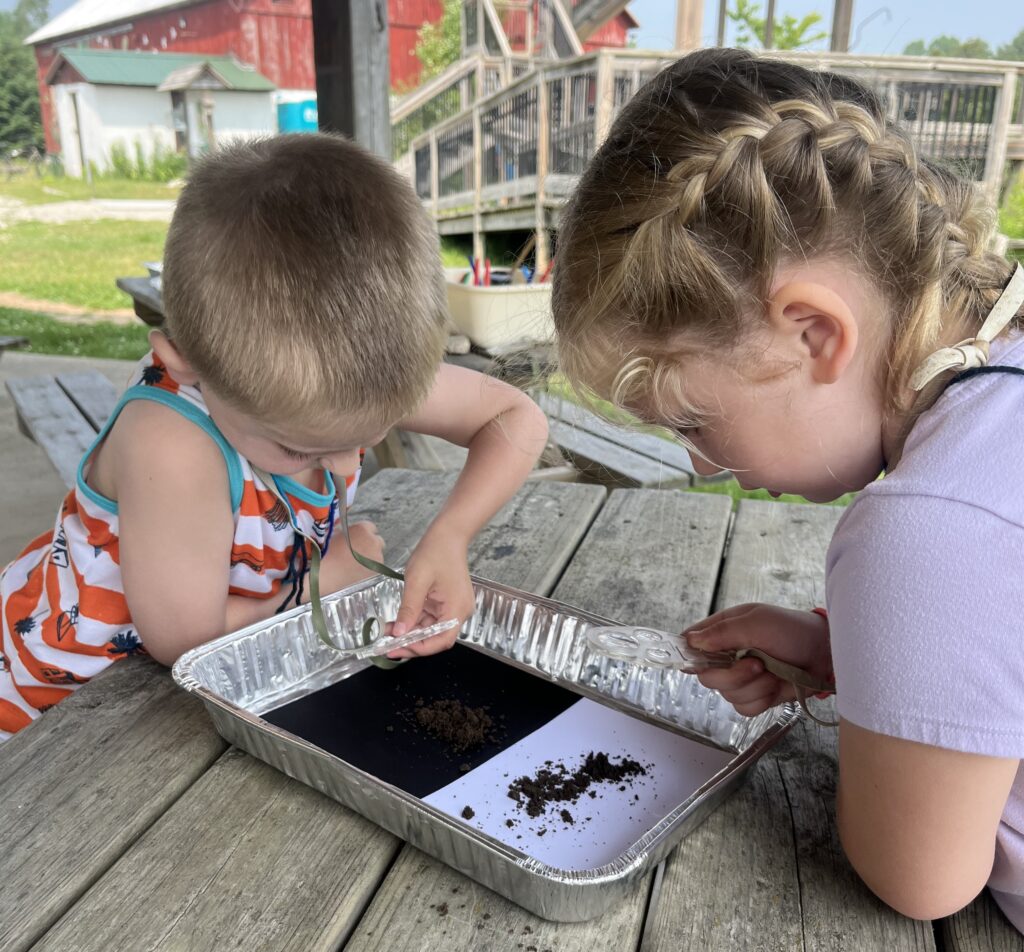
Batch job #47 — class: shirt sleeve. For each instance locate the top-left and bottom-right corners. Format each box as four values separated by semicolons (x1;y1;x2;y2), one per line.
827;491;1024;758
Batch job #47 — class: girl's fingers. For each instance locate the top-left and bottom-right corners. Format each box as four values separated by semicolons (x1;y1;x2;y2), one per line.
732;695;780;717
718;672;783;707
696;656;764;691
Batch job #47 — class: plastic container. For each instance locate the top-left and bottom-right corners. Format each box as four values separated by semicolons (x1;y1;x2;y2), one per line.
446;279;553;351
277;99;318;133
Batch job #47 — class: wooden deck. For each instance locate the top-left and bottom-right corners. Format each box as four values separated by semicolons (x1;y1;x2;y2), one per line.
1;468;1020;951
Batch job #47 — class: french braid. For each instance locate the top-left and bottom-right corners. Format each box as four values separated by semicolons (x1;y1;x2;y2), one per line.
553;48;1019;421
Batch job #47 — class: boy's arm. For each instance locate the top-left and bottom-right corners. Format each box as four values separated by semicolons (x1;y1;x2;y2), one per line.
387;364;548;650
113;402;280;666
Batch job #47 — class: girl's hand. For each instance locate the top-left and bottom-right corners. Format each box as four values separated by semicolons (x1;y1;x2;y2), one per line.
686;603;832;717
311;520;384;597
388;527;476;658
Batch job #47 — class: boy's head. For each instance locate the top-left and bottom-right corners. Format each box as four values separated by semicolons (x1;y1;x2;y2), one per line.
161;133;447;437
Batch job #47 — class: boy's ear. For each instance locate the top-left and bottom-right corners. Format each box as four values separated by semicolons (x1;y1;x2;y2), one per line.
148;329;200;385
767;280;859;385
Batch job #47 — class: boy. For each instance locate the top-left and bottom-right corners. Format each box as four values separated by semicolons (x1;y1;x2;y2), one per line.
0;133;548;740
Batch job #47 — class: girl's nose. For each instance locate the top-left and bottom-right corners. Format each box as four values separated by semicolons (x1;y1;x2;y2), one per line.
688;451;727;479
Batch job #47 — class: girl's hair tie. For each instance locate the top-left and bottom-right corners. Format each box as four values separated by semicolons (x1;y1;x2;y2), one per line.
910;264;1024;391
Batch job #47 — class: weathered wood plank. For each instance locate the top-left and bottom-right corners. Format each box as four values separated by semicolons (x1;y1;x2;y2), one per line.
0;656;226;952
344;846;652;952
645;499;935;952
551;488;732;629
32;748;399;952
548;419;691;489
942;888;1024;952
31;471;606;952
537;391;696;476
56;371;120;432
5;375;97;488
344;490;733;952
115;276;164;325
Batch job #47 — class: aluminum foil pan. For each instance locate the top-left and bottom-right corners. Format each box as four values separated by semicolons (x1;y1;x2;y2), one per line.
173;576;798;921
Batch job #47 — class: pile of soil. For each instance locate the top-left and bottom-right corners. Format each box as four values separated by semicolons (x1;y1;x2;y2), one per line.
507;751;647;819
409;697;497;753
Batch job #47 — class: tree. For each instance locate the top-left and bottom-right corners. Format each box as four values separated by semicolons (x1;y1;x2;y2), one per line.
902;35;994;58
414;0;462;84
728;0;828;51
996;28;1024;61
0;0;48;153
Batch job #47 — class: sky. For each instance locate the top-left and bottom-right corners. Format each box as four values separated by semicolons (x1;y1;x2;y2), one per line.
629;0;1023;54
3;0;1022;56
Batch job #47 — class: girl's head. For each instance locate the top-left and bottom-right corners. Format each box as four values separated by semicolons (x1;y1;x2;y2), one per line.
552;48;1019;501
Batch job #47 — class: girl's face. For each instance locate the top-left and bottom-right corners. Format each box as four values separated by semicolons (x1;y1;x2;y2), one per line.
651;263;892;503
666;354;885;503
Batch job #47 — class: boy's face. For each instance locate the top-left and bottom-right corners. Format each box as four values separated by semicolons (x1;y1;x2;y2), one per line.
202;385;388;478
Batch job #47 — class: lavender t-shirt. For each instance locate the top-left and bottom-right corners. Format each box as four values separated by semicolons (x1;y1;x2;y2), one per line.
827;334;1024;931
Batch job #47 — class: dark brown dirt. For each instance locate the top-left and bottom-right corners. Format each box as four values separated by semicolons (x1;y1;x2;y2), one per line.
409;697;496;752
507;751;647;818
461;805;475;820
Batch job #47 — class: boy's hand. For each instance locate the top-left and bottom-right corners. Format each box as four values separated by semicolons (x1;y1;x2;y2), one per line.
311;520;384;597
686;603;832;717
387;527;475;658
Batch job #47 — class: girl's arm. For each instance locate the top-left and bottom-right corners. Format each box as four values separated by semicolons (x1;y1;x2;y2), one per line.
838;723;1018;920
387;364;549;651
688;603;1019;920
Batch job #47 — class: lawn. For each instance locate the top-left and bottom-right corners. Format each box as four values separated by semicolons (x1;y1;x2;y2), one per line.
0;173;182;205
0;307;151;360
0;219;168;311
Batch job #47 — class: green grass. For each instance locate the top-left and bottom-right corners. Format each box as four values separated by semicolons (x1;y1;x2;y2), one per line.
0;307;150;360
0;172;182;205
686;479;854;508
0;220;168;311
1000;170;1024;239
440;235;471;267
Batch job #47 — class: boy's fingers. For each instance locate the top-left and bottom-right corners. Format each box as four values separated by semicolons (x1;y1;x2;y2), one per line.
392;574;431;638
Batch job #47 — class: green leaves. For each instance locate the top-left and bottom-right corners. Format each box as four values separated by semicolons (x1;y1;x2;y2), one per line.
727;0;828;51
0;0;48;152
414;0;462;82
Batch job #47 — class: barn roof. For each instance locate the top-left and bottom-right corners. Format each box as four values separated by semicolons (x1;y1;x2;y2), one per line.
46;48;276;91
26;1;196;47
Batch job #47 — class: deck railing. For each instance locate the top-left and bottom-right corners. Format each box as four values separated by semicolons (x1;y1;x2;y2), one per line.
405;49;1024;268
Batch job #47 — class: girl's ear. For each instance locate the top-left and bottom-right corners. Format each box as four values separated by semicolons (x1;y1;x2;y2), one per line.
148;330;201;385
767;280;859;385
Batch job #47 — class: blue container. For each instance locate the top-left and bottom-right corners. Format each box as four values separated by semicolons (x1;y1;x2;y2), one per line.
277;99;318;133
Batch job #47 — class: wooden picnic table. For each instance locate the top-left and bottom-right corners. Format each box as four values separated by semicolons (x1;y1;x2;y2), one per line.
1;468;1018;952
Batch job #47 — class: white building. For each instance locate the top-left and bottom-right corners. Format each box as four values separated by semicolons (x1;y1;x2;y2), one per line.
47;48;276;178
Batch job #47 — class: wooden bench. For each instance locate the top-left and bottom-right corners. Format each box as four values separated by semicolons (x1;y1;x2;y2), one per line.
0;337;29;359
536;391;726;489
6;371;119;489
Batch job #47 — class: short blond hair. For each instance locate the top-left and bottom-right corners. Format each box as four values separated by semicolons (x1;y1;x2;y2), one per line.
163;133;447;426
553;49;1019;429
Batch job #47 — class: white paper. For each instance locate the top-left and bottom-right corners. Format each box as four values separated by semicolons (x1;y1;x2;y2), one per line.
423;698;733;871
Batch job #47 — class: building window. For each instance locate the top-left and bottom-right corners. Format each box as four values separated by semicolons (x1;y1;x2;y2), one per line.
171;91;188;152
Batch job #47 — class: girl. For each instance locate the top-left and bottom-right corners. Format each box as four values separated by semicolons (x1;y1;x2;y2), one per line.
552;49;1024;927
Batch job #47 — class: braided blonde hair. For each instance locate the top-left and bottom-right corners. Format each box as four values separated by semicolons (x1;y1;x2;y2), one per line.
552;49;1019;428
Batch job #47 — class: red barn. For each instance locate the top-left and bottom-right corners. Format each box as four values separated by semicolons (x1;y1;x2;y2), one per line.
28;0;316;155
582;10;639;52
29;0;635;155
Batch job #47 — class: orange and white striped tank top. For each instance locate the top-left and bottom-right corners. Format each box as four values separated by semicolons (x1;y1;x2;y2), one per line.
0;353;359;741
